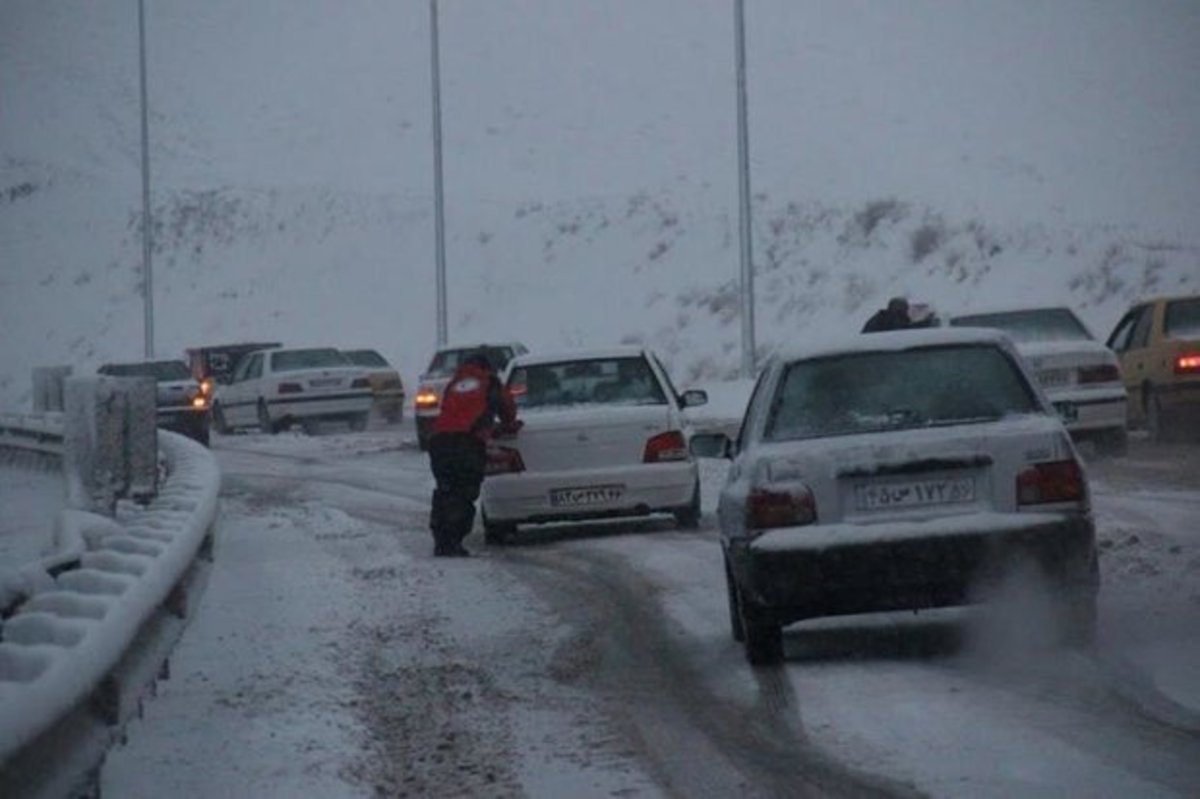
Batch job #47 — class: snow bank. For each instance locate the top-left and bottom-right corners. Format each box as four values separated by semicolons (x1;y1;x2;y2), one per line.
0;431;220;767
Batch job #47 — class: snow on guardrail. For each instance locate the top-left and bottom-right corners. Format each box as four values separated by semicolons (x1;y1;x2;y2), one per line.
0;422;220;787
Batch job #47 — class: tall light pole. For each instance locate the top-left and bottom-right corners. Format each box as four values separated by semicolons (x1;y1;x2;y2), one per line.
734;0;756;378
137;0;155;359
429;0;448;347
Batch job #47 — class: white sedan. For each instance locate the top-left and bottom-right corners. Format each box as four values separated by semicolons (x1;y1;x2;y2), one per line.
693;328;1099;665
211;347;373;435
480;347;707;544
948;306;1128;454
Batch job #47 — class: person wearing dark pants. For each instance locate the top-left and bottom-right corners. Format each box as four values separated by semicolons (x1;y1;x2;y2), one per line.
427;351;519;557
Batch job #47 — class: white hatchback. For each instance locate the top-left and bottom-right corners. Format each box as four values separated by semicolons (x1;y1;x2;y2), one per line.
480;347;707;544
949;306;1128;454
694;328;1099;665
211;347;373;435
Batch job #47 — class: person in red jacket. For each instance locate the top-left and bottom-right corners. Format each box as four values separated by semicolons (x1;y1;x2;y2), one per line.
427;350;520;557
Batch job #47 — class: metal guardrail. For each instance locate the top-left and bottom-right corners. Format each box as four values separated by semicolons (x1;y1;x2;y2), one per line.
0;413;221;798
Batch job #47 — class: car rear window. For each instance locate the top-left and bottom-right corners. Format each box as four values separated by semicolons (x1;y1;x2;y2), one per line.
427;346;515;375
343;350;389;368
949;308;1091;343
100;360;192;381
271;348;349;372
508;357;667;409
1164;298;1200;339
763;345;1041;441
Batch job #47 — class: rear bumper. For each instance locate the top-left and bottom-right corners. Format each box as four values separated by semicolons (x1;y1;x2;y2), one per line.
482;461;697;525
728;512;1097;626
1047;388;1127;434
157;407;209;433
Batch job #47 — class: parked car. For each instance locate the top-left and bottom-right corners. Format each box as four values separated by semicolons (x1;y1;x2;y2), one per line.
692;328;1098;665
342;348;405;423
414;342;528;450
479;347;707;544
97;359;212;446
210;346;373;435
1105;294;1200;442
949;306;1128;454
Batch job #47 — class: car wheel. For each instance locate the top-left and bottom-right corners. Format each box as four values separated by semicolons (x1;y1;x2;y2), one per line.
383;407;402;425
193;424;211;448
1095;427;1128;457
483;514;517;546
301;418;321;436
211;402;230;435
724;556;745;643
348;412;369;432
1145;387;1165;443
673;481;701;530
1057;591;1097;648
257;400;278;435
743;619;784;666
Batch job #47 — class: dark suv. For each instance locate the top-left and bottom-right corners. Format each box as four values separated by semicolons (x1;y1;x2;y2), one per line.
97;359;211;446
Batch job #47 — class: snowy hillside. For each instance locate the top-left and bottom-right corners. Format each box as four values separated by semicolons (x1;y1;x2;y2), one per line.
3;0;1199;407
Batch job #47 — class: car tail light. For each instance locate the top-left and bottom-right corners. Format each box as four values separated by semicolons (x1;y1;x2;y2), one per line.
746;485;817;531
643;431;689;463
191;395;208;410
1016;459;1085;506
277;382;303;395
415;388;439;409
486;446;525;475
1077;364;1120;384
351;377;370;389
1176;353;1200;375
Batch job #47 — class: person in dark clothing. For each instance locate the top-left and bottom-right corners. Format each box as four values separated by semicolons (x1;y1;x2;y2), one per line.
862;296;914;333
427;351;520;557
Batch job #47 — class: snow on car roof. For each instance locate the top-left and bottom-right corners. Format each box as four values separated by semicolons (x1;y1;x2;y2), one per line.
772;326;1016;364
948;304;1075;319
509;345;649;367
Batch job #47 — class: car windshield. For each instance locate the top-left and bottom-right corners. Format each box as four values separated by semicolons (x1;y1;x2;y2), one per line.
949;308;1092;343
343;349;390;368
1164;298;1200;338
508;356;667;409
270;348;349;372
100;360;192;381
763;344;1040;441
426;346;514;376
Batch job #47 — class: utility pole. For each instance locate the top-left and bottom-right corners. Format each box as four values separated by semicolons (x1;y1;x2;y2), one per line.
138;0;155;359
734;0;756;378
430;0;448;347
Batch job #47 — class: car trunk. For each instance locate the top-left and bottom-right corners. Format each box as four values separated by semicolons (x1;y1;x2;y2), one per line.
758;415;1074;525
1019;340;1119;392
157;379;200;409
512;404;674;472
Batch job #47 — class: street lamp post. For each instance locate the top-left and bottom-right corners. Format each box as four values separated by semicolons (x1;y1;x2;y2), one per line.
137;0;154;359
429;0;448;348
734;0;756;379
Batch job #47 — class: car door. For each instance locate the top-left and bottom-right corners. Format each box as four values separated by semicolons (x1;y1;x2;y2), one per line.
1106;304;1153;423
226;352;263;427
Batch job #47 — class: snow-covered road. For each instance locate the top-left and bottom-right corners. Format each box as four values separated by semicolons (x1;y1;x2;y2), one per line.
100;425;1200;797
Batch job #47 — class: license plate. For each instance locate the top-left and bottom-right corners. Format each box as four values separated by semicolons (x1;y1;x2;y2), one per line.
549;484;624;507
310;378;341;388
1053;401;1078;423
1037;369;1071;388
855;477;976;511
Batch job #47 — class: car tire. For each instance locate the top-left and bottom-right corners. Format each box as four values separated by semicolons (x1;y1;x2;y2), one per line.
211;402;231;435
1095;427;1128;457
1057;591;1098;648
257;400;278;435
743;619;784;666
193;424;211;448
383;407;402;425
673;481;701;530
348;413;369;432
483;514;517;546
724;556;745;643
301;418;321;436
1145;386;1165;443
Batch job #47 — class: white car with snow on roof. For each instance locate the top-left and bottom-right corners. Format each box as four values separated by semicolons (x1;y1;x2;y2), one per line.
691;328;1099;666
480;347;707;544
949;306;1128;454
211;346;373;435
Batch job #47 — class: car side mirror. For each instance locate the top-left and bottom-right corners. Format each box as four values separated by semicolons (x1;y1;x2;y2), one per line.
680;389;708;409
689;431;731;459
